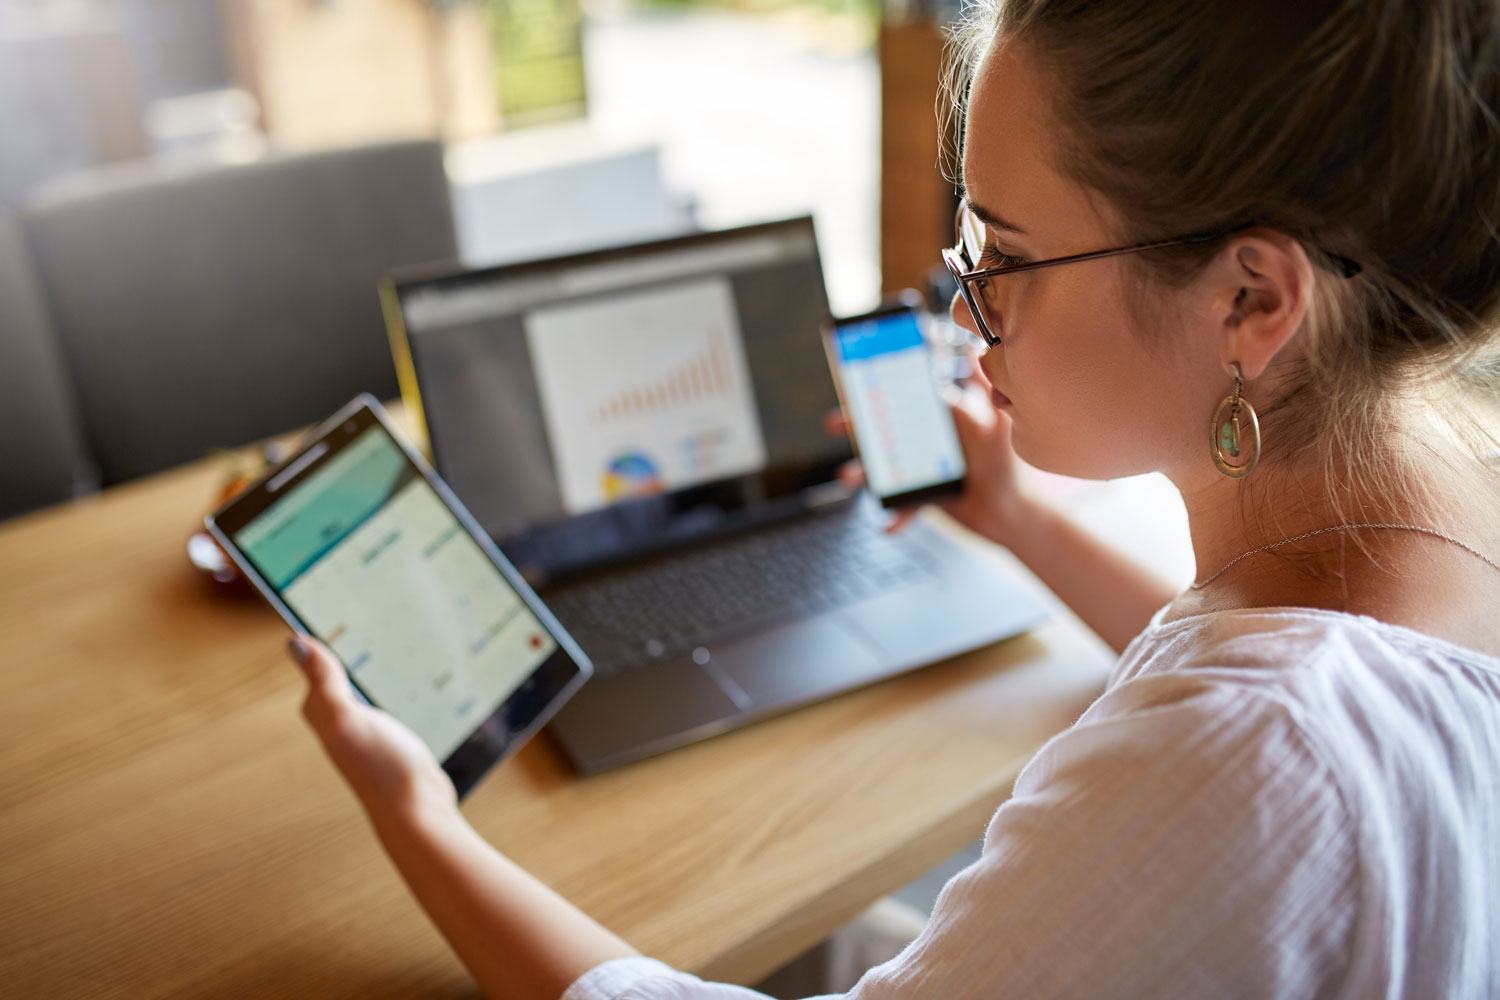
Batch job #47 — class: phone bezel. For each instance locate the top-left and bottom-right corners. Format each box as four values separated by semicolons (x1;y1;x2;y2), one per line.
822;298;966;510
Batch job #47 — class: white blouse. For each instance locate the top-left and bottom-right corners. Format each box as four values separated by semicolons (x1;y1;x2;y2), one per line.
563;607;1500;999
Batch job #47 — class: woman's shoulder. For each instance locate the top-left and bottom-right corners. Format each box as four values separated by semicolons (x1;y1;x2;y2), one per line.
992;605;1500;997
1111;603;1500;699
1010;612;1358;838
967;606;1500;998
1090;606;1500;793
1023;622;1337;807
1053;605;1500;934
977;622;1365;998
1004;606;1500;877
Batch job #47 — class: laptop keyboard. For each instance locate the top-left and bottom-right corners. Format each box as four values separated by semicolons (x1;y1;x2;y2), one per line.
543;508;940;677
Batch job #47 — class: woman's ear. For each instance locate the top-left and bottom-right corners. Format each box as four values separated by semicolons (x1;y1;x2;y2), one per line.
1207;229;1315;379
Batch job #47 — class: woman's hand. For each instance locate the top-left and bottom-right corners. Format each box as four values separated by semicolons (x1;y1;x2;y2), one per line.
286;637;638;1000
287;636;457;821
826;359;1040;548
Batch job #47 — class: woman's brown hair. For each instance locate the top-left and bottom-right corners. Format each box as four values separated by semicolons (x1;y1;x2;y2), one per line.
946;0;1500;531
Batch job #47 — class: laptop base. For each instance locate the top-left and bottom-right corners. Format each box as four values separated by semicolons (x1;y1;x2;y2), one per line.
545;498;1048;772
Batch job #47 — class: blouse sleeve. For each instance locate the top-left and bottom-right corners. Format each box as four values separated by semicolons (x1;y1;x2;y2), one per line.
563;672;1359;1000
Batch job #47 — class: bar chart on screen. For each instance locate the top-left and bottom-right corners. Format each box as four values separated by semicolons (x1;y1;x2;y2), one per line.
524;278;768;514
588;328;736;426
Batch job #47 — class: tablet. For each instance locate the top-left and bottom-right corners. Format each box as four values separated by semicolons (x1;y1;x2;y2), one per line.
206;395;592;798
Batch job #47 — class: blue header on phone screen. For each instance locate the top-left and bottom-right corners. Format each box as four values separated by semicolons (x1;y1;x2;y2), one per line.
834;311;925;362
831;308;966;500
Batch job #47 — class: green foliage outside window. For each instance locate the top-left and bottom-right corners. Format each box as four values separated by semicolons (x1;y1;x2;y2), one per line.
488;0;588;126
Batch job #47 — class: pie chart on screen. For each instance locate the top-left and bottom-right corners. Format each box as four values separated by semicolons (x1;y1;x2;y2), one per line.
601;452;664;501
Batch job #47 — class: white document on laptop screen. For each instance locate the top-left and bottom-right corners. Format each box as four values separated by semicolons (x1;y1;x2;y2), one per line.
524;278;768;514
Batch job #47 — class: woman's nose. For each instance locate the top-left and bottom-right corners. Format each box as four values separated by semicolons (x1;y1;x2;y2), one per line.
949;292;971;329
950;291;984;341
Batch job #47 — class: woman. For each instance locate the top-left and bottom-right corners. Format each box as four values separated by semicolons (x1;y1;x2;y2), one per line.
286;0;1500;995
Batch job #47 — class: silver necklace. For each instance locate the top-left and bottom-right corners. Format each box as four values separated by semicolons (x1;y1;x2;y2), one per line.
1191;522;1500;590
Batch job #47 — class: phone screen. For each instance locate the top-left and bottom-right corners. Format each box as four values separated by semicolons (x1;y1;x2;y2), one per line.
830;306;966;503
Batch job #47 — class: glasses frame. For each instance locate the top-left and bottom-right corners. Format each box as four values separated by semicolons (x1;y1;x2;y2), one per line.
942;200;1235;348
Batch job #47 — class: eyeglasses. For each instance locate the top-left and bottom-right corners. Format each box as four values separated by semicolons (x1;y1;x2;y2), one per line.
941;200;1232;348
941;200;1362;348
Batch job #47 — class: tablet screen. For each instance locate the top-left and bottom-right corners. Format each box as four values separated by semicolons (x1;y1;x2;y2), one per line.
229;421;560;763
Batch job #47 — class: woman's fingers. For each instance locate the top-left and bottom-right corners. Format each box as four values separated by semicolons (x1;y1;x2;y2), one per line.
287;636;356;730
288;635;345;694
883;508;919;534
948;391;1000;449
827;407;866;487
828;393;998;536
949;394;983;441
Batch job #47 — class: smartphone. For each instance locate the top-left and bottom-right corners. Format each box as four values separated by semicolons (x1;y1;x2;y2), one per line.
823;298;967;508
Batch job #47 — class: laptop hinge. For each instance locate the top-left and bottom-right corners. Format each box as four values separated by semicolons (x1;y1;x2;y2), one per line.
801;481;857;509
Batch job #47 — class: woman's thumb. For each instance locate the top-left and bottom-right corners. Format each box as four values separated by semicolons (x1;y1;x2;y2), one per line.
948;392;992;446
286;635;352;703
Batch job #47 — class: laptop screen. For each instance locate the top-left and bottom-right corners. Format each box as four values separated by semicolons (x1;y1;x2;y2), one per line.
390;218;853;582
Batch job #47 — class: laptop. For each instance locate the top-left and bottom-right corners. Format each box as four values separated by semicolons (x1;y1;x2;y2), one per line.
381;217;1048;771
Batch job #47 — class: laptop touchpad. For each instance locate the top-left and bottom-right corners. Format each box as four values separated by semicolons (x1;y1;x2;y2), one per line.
711;617;884;706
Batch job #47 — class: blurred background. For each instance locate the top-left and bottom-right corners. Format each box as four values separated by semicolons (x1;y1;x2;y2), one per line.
0;0;967;519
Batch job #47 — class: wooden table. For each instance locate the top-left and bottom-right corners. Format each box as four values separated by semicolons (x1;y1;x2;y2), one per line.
0;441;1115;999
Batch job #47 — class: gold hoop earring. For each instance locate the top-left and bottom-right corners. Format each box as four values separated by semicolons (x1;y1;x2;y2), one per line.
1211;362;1260;479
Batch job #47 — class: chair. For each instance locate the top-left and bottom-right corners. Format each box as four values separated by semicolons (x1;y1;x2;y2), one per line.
0;212;95;520
446;132;696;266
20;141;458;485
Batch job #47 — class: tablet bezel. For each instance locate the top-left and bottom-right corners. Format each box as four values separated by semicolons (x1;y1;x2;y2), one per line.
205;394;593;798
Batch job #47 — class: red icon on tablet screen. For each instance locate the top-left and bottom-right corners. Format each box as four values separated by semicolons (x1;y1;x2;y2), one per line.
528;634;542;649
